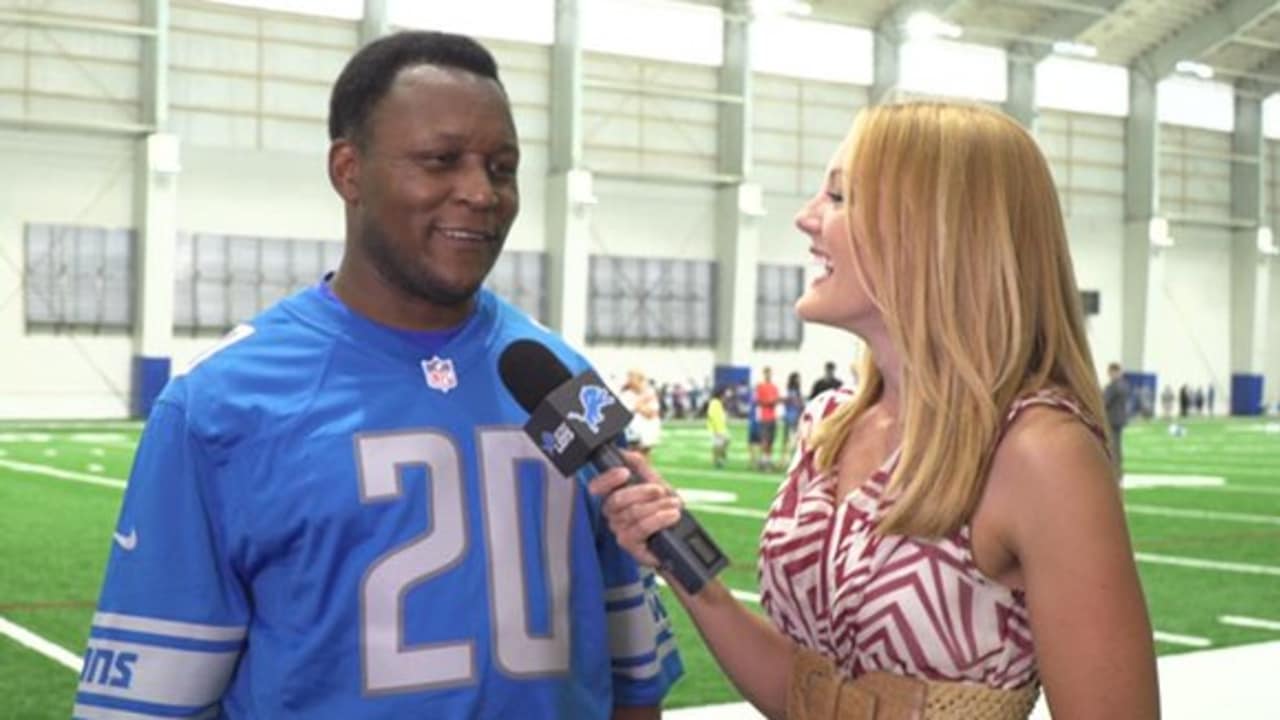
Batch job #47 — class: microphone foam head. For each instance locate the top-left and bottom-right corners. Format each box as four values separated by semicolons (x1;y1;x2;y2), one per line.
498;339;573;412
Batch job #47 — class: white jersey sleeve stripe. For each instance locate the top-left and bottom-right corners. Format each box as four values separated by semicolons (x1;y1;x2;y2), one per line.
77;638;238;708
603;581;645;603
92;612;247;642
608;600;662;660
611;637;679;680
73;702;219;719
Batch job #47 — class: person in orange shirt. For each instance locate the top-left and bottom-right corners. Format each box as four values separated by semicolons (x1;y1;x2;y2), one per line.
754;366;781;470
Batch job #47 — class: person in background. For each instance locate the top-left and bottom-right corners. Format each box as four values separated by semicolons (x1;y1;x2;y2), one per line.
1179;384;1191;417
744;392;761;471
706;385;731;468
808;360;842;399
78;31;680;720
1160;384;1175;419
621;369;663;457
781;371;804;460
590;101;1157;720
1207;383;1216;416
1104;362;1130;477
754;367;781;470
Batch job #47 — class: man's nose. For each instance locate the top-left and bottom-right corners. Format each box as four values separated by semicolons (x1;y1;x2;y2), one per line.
456;161;498;208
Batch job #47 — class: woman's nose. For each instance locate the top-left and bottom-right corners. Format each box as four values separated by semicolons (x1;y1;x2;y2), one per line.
794;201;820;234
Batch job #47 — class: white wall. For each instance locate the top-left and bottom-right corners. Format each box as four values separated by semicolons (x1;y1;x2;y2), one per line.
0;130;138;418
3;2;1277;418
1151;231;1232;394
1268;140;1280;407
1038;110;1127;381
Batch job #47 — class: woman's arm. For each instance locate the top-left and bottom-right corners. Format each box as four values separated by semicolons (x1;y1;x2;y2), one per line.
589;457;795;720
984;410;1159;719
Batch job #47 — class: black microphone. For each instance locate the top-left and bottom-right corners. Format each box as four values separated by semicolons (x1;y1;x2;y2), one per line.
499;339;728;594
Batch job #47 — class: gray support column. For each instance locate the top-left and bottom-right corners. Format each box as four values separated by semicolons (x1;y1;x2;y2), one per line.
360;0;389;45
133;0;176;416
1004;50;1036;130
714;0;757;368
870;26;900;106
1229;94;1271;377
545;0;590;346
1121;70;1161;374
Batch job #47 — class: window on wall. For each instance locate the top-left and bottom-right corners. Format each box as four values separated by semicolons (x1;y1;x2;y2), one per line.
485;250;547;322
174;233;343;334
587;256;715;344
1158;76;1234;132
754;264;803;348
899;39;1007;103
1035;57;1129;117
24;224;134;332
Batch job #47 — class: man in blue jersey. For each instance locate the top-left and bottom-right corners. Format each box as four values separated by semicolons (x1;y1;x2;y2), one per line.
77;31;681;719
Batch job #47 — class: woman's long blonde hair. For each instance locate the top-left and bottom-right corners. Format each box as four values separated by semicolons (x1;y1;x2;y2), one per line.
810;101;1108;538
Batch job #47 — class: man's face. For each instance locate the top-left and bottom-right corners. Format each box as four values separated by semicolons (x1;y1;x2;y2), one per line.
341;65;519;308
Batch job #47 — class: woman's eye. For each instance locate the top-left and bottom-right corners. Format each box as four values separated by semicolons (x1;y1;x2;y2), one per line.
825;191;844;204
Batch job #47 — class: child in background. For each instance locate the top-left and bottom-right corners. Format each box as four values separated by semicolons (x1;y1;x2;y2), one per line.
706;386;730;468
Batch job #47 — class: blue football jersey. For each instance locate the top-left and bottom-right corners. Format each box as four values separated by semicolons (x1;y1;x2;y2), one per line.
76;287;682;719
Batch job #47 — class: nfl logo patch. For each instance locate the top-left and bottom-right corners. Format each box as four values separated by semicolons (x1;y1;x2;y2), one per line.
422;356;457;393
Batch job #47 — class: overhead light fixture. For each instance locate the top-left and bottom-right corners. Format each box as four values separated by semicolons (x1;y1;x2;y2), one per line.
1175;60;1214;80
1052;40;1097;59
751;0;812;17
905;11;962;40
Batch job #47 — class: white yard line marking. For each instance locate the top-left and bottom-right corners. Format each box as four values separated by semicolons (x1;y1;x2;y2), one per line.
685;503;767;520
1132;465;1279;478
663;467;783;485
0;615;81;671
1121;474;1223;489
1219;615;1280;632
1125;504;1280;526
0;422;141;431
0;459;125;490
1209;485;1280;496
1151;630;1212;648
1135;552;1280;577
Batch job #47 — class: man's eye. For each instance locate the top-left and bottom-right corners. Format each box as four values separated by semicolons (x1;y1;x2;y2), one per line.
421;152;458;167
490;162;518;179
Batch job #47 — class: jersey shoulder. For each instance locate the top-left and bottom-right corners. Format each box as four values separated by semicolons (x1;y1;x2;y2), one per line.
483;290;592;375
159;291;337;448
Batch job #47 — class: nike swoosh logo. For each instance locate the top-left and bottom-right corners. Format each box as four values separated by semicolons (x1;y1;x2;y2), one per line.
113;528;138;551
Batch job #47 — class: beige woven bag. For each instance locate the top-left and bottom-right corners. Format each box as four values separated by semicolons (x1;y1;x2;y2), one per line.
787;648;1039;720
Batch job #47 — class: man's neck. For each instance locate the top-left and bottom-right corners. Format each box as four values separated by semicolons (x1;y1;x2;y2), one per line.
330;265;473;332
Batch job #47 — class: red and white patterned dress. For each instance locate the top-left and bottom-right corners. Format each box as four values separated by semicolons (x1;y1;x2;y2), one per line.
758;388;1100;690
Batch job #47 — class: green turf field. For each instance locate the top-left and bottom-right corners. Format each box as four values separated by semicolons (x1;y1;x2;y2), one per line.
2;415;1279;717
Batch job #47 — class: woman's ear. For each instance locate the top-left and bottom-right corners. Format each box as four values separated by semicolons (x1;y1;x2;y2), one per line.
328;139;361;204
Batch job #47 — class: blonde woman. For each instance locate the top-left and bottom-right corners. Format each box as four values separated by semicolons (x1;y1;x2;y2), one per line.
620;369;662;456
590;102;1158;719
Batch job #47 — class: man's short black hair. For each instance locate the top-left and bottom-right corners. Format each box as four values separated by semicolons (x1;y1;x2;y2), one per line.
328;30;503;146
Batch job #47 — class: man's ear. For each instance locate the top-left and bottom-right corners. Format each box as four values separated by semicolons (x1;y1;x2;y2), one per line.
328;139;361;204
